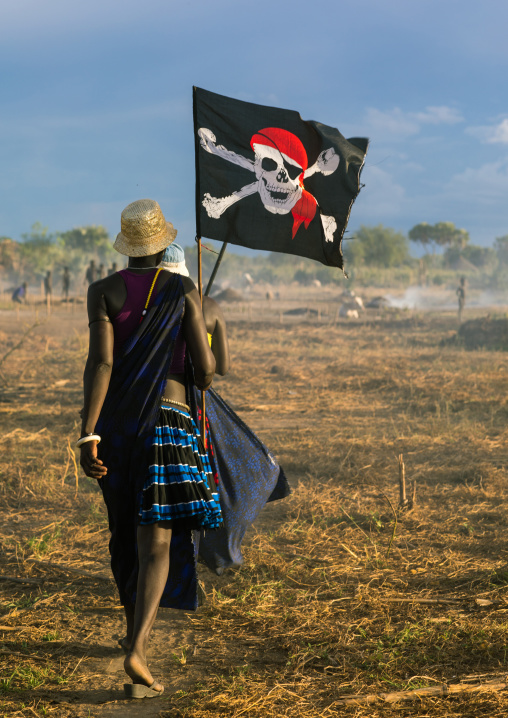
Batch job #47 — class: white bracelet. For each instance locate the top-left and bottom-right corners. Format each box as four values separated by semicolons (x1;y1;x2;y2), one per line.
76;434;101;448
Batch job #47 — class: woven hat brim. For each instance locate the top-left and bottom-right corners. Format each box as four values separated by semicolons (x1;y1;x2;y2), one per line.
113;222;177;257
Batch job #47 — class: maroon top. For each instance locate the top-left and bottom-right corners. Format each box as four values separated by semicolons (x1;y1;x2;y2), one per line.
112;269;186;372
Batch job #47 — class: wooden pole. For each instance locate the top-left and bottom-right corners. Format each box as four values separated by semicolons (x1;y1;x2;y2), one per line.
205;241;228;296
197;237;207;449
398;454;407;507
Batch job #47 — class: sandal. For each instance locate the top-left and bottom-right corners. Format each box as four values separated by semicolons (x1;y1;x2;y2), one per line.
123;681;164;699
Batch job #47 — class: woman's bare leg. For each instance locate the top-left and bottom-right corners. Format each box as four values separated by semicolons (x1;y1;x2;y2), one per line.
119;604;135;651
124;522;172;688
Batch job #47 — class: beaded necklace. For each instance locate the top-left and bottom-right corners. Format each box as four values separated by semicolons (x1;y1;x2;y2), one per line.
140;268;163;320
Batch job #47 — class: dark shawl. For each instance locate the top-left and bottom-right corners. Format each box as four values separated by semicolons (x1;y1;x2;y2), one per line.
96;274;199;610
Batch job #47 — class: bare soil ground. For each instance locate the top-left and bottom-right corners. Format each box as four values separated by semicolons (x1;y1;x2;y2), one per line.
0;291;507;717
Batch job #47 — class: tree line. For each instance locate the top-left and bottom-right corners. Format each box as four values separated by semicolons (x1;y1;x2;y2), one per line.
0;224;117;285
1;220;508;290
345;222;508;272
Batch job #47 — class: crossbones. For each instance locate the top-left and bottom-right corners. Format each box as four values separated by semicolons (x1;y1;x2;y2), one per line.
199;126;340;242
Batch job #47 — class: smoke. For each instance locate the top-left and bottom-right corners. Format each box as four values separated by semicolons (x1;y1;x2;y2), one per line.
385;286;508;311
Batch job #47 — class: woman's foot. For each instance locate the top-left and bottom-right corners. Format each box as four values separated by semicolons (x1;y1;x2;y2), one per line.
123;681;164;699
124;651;163;694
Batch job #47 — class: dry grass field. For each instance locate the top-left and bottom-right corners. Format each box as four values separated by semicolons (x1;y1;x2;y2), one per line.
0;290;507;717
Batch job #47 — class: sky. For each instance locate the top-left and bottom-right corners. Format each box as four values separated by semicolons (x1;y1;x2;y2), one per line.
1;0;507;251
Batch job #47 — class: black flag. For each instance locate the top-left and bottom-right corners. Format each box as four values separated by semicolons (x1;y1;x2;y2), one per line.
193;87;368;268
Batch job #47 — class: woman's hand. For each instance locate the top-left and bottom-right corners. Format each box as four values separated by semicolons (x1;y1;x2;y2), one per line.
79;441;108;480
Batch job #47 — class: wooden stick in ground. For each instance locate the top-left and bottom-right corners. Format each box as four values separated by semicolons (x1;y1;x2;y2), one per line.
0;321;40;371
67;439;79;498
196;237;207;448
398;453;407;507
335;678;508;706
61;442;72;486
0;575;43;586
26;559;111;581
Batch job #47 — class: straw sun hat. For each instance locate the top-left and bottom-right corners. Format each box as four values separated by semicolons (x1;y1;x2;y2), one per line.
114;199;177;257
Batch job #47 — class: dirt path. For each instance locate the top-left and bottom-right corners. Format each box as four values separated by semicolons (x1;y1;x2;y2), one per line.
44;500;287;717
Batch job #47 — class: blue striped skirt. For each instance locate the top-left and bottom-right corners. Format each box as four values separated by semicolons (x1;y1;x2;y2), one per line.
139;403;223;530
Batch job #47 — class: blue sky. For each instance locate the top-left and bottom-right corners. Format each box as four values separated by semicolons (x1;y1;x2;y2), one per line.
1;0;507;250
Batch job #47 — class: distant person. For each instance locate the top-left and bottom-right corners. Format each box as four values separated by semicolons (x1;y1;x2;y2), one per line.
202;296;230;376
44;271;52;299
159;242;189;277
108;262;118;276
85;260;96;285
12;282;27;304
62;267;71;301
160;243;230;375
97;263;105;280
456;276;466;323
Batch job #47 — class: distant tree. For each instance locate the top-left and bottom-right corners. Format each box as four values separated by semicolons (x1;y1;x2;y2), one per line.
294;268;315;285
443;244;494;269
11;223;117;282
267;251;302;267
433;221;469;250
351;225;409;267
462;244;496;268
57;226;114;264
409;221;469;254
494;235;508;265
408;222;434;252
18;223;60;276
343;236;365;266
0;237;19;272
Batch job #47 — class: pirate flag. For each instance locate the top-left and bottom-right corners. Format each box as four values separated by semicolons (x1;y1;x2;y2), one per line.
193;87;369;269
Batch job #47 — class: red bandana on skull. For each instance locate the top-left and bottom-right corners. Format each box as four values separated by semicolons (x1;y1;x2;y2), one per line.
250;128;317;239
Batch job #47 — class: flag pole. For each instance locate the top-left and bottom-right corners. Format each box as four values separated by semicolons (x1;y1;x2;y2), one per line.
205;242;228;296
193;87;208;449
196;236;207;448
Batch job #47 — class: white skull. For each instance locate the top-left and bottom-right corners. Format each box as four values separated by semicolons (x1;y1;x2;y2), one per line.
252;143;303;215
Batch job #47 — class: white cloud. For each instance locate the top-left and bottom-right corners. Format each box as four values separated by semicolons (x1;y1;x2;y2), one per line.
445;158;508;204
466;118;508;144
364;108;420;138
412;106;464;125
355;105;464;142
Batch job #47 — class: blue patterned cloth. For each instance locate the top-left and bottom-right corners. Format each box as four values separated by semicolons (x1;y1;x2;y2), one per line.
139;404;222;529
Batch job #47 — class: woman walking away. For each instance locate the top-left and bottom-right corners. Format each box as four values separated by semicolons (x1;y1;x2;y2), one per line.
78;199;220;698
